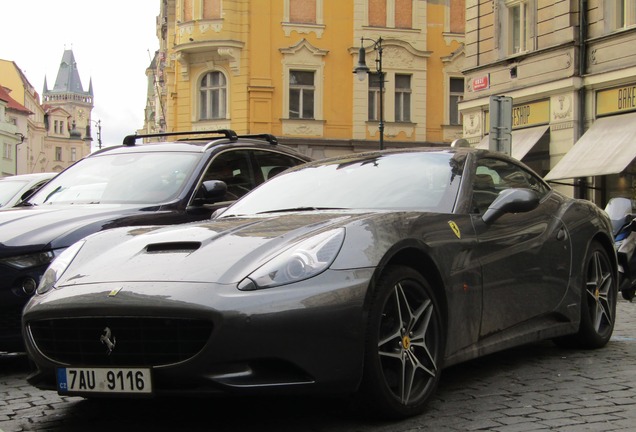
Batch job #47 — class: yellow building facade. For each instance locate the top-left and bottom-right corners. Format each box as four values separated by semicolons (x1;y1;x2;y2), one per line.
150;0;464;158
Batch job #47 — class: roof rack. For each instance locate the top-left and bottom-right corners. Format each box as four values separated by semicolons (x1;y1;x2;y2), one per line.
237;134;278;145
122;129;238;146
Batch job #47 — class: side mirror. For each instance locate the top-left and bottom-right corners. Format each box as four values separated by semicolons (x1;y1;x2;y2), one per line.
200;180;228;202
482;188;540;225
211;207;228;219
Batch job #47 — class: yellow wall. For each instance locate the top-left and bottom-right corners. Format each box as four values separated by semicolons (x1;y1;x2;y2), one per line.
0;60;26;103
159;0;464;153
426;1;464;143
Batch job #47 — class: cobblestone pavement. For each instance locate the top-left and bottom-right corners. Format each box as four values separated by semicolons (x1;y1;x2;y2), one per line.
1;300;635;432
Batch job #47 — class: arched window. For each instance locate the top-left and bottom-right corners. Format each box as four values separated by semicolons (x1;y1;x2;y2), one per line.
199;71;227;120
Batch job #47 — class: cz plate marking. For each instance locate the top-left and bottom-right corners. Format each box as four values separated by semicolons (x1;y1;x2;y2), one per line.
57;367;152;394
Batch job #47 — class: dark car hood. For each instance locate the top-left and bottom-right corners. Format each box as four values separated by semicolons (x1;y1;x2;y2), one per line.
0;204;167;256
57;211;386;287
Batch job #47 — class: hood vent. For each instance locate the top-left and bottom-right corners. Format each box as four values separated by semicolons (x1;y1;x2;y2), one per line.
146;241;201;254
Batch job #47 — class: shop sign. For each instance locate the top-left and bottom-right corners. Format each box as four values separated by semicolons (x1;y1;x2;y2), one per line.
485;99;549;132
596;84;636;116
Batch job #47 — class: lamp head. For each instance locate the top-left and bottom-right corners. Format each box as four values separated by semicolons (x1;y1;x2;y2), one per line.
353;46;370;81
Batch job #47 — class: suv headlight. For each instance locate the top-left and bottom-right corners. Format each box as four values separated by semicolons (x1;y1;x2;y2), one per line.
0;251;59;269
36;240;85;295
238;229;345;291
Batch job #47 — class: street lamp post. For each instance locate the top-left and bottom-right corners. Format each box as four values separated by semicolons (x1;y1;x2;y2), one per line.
353;36;384;150
89;119;102;150
14;132;25;175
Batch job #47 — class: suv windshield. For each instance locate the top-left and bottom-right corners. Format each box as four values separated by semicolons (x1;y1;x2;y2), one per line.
0;180;30;207
28;152;200;205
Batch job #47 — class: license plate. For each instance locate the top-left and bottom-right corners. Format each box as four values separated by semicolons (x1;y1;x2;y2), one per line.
57;367;152;395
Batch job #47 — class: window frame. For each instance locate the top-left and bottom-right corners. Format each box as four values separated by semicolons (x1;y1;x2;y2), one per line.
368;72;383;121
199;71;228;121
289;70;316;120
367;0;415;29
507;0;528;54
606;0;636;30
3;142;11;160
394;74;412;123
498;0;535;57
449;77;464;126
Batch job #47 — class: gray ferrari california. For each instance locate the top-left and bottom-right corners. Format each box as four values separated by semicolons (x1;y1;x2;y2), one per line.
22;147;617;419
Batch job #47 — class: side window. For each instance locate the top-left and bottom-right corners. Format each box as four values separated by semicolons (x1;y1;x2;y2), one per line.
252;150;306;181
472;157;549;214
203;150;255;200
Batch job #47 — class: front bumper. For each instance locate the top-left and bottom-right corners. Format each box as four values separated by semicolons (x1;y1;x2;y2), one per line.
0;263;48;351
23;268;373;396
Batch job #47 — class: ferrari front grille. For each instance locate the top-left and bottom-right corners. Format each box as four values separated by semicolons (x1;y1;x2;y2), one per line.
28;317;213;366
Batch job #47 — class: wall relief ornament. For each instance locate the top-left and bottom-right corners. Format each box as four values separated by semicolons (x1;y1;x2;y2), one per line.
552;95;573;121
463;112;482;136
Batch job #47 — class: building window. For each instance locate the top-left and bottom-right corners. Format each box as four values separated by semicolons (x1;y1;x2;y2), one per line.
199;71;227;120
449;77;464;125
3;143;11;160
506;0;528;54
395;0;413;28
368;73;383;121
290;0;316;23
607;0;636;30
55;147;62;161
369;0;387;27
289;70;315;119
183;0;193;21
368;0;413;28
394;74;411;122
71;147;77;162
203;0;221;19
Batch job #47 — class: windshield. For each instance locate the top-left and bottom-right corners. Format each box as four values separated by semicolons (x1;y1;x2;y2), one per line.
28;152;200;205
224;152;461;216
0;180;29;207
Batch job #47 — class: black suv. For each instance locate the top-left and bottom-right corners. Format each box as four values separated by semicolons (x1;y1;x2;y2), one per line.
0;130;311;352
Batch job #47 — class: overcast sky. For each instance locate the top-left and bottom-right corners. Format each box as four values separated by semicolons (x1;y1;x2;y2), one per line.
1;0;160;150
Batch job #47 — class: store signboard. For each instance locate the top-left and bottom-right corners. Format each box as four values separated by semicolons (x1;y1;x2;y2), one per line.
596;85;636;116
485;99;549;133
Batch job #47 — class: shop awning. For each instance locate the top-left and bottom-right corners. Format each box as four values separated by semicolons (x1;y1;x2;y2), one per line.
476;125;549;160
544;112;636;181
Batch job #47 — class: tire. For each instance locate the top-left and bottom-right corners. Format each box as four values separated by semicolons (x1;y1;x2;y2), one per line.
557;242;617;349
621;287;635;302
359;265;445;419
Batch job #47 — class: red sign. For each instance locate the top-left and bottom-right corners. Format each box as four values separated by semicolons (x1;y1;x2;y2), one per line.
473;75;490;91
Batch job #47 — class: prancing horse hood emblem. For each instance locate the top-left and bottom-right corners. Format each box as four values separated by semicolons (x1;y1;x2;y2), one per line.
100;327;116;355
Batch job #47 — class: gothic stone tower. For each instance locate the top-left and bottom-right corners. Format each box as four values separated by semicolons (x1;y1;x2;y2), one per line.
42;49;94;142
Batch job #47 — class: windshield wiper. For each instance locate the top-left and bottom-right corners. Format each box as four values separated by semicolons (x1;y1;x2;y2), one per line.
16;201;35;207
256;207;344;214
43;185;63;204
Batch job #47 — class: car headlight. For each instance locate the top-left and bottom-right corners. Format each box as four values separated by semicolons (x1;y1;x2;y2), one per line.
36;240;85;295
238;228;345;291
0;250;59;269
